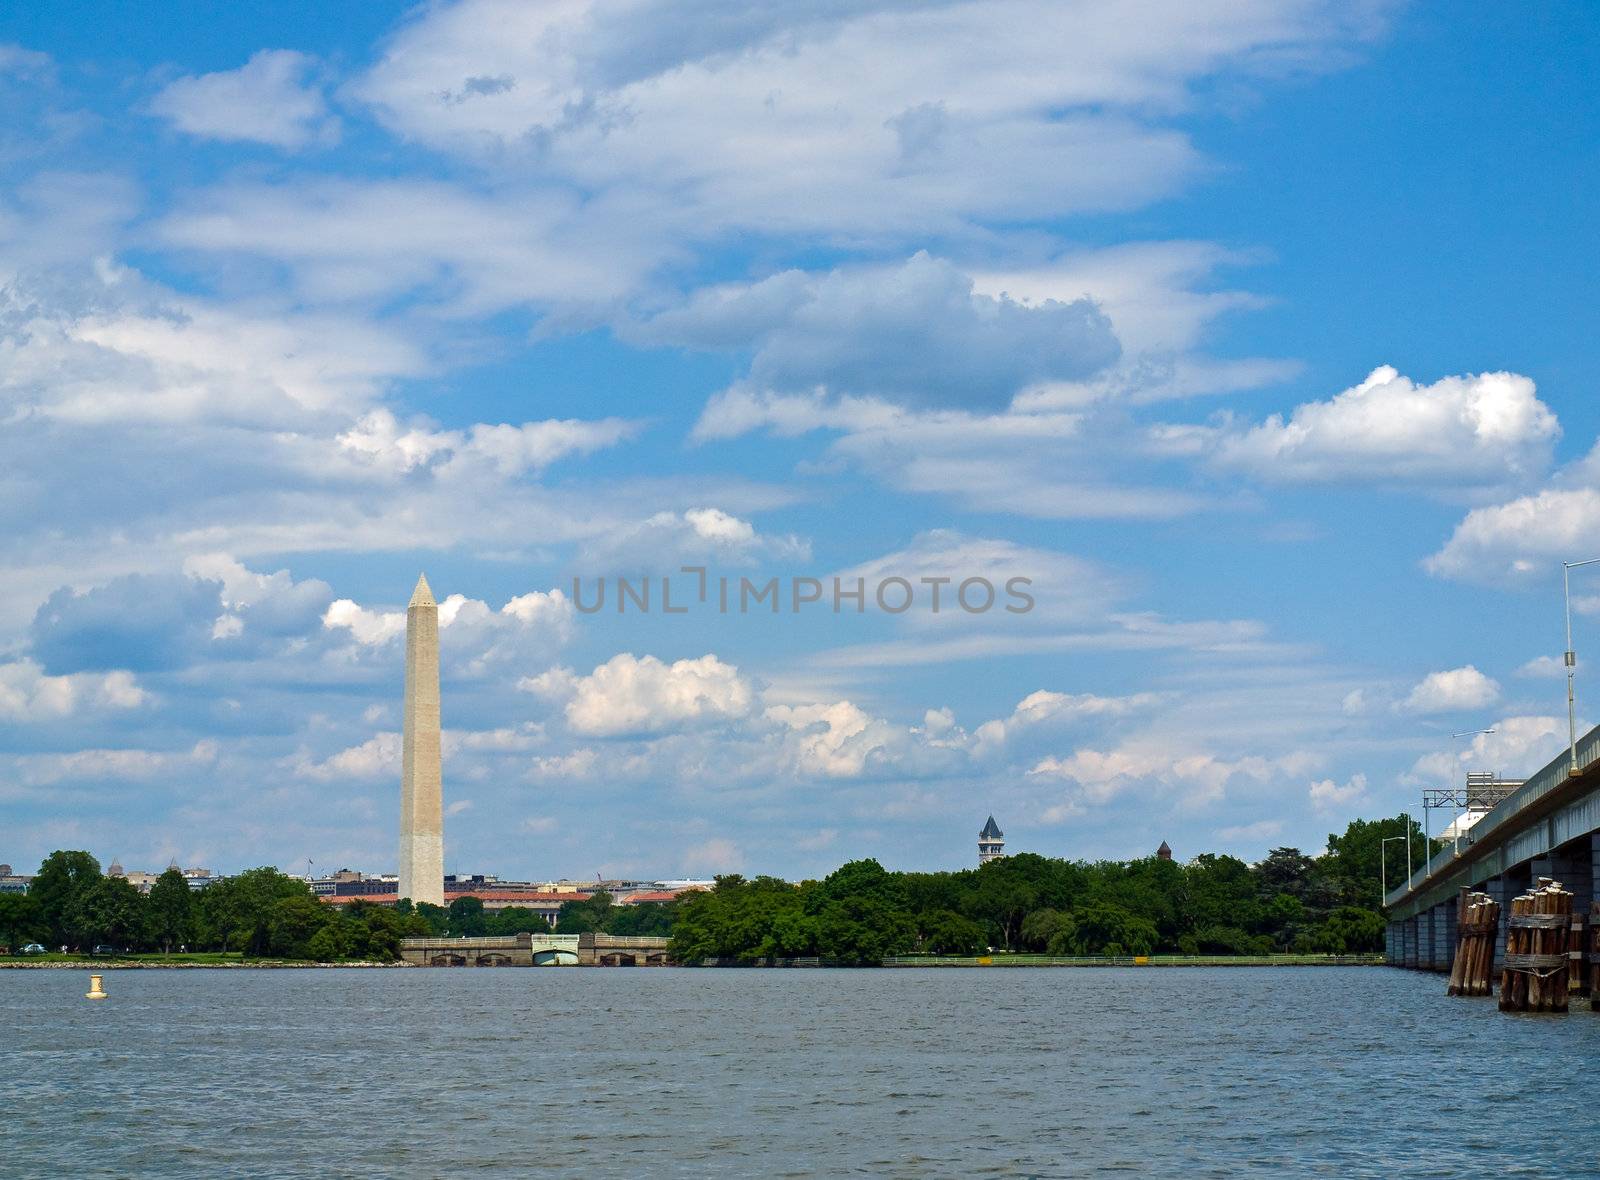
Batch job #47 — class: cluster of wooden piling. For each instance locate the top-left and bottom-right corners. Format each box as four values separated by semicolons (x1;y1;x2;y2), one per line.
1498;878;1572;1012
1591;902;1600;1012
1446;888;1499;996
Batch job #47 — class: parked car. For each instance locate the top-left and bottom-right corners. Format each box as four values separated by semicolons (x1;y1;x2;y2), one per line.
90;944;123;956
20;943;47;955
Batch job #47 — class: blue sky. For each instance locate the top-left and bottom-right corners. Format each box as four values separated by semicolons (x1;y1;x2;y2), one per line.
3;1;1598;882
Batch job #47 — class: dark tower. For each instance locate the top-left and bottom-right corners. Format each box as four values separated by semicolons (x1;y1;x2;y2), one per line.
979;816;1005;865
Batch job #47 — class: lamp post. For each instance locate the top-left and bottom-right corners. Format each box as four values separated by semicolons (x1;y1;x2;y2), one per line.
1381;834;1409;904
1441;729;1496;858
1563;558;1600;775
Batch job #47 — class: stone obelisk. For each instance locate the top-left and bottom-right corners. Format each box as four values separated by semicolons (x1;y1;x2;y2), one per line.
399;573;444;905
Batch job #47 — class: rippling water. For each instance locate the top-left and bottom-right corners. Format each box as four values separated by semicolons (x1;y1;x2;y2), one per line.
1;966;1591;1178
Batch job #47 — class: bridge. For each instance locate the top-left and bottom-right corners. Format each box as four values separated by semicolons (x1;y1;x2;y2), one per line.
1384;722;1600;973
398;931;672;966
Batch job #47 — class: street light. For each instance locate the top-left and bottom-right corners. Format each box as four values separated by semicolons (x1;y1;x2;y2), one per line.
1563;558;1600;775
1430;729;1496;859
1381;834;1410;904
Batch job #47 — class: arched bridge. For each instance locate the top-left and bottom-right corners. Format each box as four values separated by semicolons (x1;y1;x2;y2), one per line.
399;931;673;967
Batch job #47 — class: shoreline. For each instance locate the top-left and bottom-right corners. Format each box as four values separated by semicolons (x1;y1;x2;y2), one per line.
0;960;411;970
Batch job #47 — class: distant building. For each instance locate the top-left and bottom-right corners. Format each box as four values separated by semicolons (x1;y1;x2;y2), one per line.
0;865;30;894
1157;841;1173;861
979;816;1005;865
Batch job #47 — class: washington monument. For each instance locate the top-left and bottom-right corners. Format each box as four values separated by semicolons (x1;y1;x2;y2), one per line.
399;573;445;905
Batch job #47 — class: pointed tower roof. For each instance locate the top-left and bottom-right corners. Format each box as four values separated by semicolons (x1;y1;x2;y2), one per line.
107;857;124;876
980;815;1003;839
409;573;435;608
1157;840;1172;860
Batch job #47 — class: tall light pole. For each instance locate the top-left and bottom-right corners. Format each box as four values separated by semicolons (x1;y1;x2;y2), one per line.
1564;558;1600;776
1381;834;1408;904
1438;729;1495;858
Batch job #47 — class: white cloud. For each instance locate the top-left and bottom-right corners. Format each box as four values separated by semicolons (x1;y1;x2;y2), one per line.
973;689;1162;750
1216;818;1286;842
578;506;809;571
349;0;1375;241
11;740;216;787
1426;487;1600;582
1029;740;1316;808
337;409;638;478
638;252;1118;411
564;653;754;736
1308;772;1368;814
765;700;881;778
149;50;337;149
679;836;744;875
1407;715;1568;784
1399;665;1500;714
0;658;148;721
1199;366;1558;488
295;732;400;781
1516;655;1567;679
322;587;575;672
322;600;405;646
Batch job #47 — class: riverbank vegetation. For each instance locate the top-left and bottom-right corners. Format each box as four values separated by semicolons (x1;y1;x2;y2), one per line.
670;815;1418;965
0;853;429;961
2;813;1416;965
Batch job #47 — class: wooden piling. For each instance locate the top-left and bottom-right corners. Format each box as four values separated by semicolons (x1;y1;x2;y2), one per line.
1499;880;1571;1012
1448;890;1498;997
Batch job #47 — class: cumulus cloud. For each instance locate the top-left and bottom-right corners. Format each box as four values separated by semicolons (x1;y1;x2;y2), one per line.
149;50;337;149
1407;715;1568;785
1308;772;1368;814
1516;655;1567;679
1399;665;1500;714
638;253;1118;411
30;572;228;673
0;659;147;722
1192;366;1558;488
1029;741;1317;809
322;586;575;677
1426;487;1600;582
973;689;1162;750
765;700;884;778
337;409;639;478
562;653;754;736
577;506;809;572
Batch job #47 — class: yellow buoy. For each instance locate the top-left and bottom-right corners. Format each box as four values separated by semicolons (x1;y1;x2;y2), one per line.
86;973;108;1000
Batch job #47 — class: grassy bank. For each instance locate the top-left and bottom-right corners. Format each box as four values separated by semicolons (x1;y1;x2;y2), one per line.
0;952;404;968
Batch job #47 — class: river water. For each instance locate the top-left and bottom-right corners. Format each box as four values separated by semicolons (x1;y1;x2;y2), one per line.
0;965;1591;1178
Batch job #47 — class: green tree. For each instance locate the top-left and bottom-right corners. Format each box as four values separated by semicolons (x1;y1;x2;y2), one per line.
147;868;195;953
1052;903;1159;956
1324;815;1427;907
29;850;102;948
605;901;674;936
446;895;488;936
267;894;331;958
77;876;146;950
554;890;613;934
0;893;43;949
486;906;551;935
917;909;986;955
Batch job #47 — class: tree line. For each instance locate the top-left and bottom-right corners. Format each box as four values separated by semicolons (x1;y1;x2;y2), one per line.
0;852;679;959
668;814;1420;965
0;813;1418;963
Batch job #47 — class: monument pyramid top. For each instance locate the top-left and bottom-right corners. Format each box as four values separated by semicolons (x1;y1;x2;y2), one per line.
409;573;436;608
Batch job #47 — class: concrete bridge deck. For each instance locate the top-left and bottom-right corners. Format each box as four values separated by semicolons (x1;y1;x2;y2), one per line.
1384;723;1600;972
